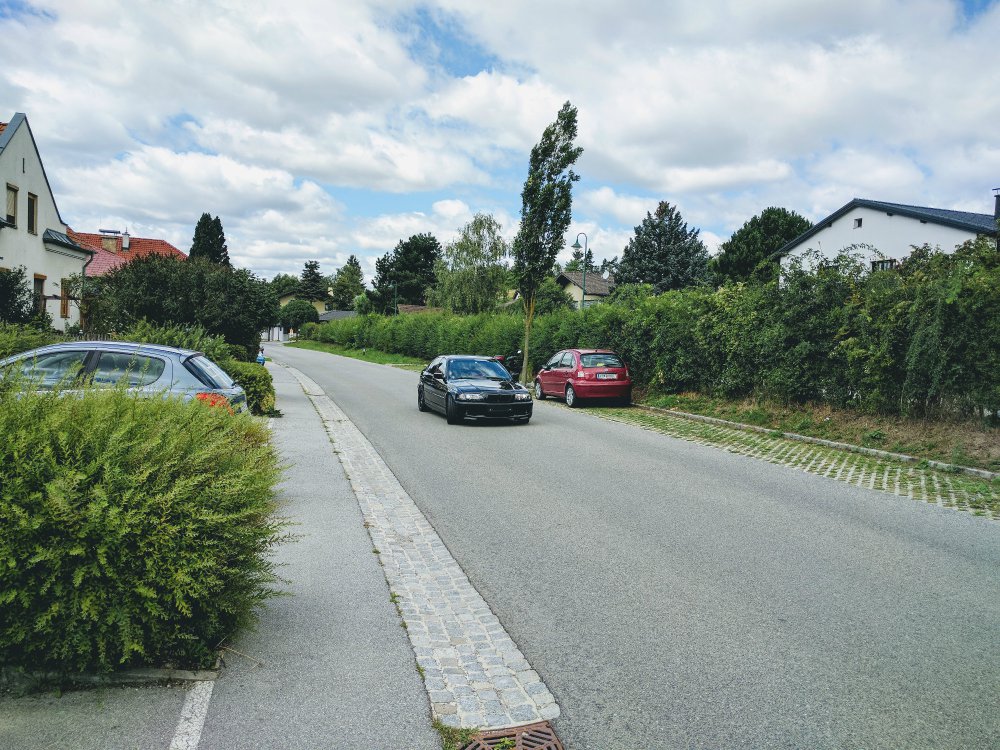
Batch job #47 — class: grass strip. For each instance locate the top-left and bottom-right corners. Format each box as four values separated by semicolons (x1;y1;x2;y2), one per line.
285;340;426;368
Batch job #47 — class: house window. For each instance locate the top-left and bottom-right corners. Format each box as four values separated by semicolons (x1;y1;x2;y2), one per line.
854;218;863;228
5;184;16;226
27;193;37;234
33;274;46;312
60;278;70;318
871;259;897;272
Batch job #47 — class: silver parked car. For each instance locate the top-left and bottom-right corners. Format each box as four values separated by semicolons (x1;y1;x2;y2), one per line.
0;341;247;412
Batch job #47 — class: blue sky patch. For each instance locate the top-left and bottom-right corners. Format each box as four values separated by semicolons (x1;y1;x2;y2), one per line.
397;6;501;78
0;0;54;21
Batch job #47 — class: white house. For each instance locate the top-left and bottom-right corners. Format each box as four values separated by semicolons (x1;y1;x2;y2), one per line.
1;112;92;329
778;195;999;273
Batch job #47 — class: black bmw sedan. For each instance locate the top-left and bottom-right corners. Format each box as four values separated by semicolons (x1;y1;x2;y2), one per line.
418;355;533;425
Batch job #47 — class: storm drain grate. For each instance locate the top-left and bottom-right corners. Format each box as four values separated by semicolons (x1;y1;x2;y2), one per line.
460;721;564;750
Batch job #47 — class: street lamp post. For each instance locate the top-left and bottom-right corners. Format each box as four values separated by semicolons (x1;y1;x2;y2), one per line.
571;232;588;311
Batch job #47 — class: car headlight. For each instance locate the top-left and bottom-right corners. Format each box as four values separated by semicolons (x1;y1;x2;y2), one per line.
514;392;531;401
456;392;485;401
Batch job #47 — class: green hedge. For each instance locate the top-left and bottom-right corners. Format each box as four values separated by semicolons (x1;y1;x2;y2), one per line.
0;323;55;359
226;360;275;415
303;239;1000;419
0;383;283;673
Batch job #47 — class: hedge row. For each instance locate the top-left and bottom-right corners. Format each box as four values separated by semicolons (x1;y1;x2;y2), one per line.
0;382;283;673
303;240;1000;419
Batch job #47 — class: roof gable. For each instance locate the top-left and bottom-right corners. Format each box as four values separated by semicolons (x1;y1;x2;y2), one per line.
557;271;616;296
0;112;70;227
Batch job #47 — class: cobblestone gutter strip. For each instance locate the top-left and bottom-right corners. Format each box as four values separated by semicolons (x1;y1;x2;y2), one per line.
648;405;999;481
593;406;999;520
283;365;559;730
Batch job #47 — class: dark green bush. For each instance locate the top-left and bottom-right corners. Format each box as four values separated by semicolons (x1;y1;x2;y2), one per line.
225;360;276;415
0;383;283;673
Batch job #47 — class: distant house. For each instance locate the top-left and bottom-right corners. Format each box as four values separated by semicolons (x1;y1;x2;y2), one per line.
69;229;187;276
556;271;616;309
0;112;93;329
778;196;999;273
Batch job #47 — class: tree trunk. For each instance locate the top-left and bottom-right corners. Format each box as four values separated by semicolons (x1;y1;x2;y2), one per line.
520;293;536;383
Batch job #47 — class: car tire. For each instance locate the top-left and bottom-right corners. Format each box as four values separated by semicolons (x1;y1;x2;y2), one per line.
446;395;461;424
566;384;580;408
417;387;428;412
534;380;545;400
620;388;632;407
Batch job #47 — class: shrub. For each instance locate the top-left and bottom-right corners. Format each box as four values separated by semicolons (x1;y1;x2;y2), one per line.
117;320;232;363
0;323;56;359
0;382;284;673
225;360;276;415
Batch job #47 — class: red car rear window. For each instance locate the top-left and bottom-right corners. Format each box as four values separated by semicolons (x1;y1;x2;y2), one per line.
580;353;624;368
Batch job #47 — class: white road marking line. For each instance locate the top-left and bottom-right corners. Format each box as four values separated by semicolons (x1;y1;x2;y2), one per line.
168;680;215;750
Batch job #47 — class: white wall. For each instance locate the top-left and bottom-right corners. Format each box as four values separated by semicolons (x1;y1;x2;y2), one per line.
780;205;979;272
0;117;89;329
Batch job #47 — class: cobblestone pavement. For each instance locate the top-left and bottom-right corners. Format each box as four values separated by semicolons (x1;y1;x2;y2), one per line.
591;406;999;519
282;365;559;730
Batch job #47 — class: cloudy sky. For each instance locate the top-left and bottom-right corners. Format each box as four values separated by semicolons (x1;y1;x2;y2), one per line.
2;0;998;283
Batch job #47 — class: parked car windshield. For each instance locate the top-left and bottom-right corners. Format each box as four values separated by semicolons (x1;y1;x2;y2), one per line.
581;353;624;368
448;359;511;380
185;355;236;389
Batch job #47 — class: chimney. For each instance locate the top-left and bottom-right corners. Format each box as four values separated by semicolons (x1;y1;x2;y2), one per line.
122;230;130;251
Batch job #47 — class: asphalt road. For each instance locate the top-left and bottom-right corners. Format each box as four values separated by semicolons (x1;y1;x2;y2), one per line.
270;343;1000;750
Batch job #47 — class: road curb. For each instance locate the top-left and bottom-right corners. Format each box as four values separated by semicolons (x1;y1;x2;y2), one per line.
1;664;219;692
638;404;999;481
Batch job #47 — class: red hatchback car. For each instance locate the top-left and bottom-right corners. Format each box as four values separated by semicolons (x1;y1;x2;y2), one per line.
533;349;632;407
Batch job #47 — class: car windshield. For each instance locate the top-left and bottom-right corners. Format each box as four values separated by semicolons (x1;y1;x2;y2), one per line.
581;353;624;368
448;359;511;380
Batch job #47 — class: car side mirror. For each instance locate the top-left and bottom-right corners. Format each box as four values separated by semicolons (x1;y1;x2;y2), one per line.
433;371;444;380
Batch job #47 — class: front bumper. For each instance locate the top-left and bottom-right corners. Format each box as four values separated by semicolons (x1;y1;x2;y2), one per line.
455;401;533;420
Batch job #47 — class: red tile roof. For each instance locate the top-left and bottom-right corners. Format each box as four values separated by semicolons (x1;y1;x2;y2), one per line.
69;230;187;276
86;245;129;276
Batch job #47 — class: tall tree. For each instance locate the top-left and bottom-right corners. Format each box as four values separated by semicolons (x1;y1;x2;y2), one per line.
512;101;583;380
710;206;812;284
189;213;230;265
427;214;510;314
298;260;328;302
371;233;442;312
616;201;709;293
329;255;366;310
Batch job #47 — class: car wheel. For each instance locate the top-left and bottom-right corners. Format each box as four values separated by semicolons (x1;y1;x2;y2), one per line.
620;387;632;407
446;395;461;424
566;384;580;408
417;387;427;412
534;380;545;400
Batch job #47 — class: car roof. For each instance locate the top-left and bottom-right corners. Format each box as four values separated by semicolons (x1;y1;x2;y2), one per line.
568;348;617;355
5;341;202;359
440;354;496;361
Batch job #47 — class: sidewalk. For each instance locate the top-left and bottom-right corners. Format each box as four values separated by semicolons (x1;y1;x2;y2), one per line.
196;362;439;748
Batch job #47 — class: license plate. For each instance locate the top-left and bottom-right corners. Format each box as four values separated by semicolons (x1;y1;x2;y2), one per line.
596;373;618;380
